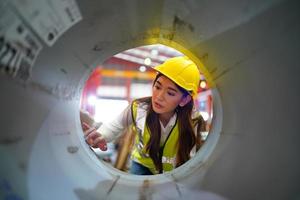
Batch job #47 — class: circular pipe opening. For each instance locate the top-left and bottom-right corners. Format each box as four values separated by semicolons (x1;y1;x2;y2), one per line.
76;42;222;185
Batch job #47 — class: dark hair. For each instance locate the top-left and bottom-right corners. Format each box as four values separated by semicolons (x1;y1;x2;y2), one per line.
136;74;197;172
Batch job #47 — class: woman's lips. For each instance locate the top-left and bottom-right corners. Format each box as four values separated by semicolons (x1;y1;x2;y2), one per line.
154;102;163;109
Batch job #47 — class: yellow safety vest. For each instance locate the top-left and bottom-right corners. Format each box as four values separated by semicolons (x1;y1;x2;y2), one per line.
130;101;179;174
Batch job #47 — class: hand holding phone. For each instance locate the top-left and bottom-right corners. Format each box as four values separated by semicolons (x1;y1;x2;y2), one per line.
82;122;107;151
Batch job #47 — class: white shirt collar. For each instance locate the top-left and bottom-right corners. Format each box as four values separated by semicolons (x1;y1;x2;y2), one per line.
136;103;177;135
159;112;177;129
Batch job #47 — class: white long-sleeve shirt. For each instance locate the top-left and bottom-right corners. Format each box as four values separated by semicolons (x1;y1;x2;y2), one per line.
98;101;202;157
98;102;177;146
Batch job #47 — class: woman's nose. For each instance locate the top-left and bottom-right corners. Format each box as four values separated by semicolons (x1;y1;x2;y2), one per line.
156;90;165;101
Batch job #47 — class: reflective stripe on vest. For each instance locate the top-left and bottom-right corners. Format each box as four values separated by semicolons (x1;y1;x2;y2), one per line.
130;101;179;174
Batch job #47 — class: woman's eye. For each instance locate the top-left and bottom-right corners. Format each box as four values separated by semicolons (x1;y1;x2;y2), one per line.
154;85;161;90
167;92;175;96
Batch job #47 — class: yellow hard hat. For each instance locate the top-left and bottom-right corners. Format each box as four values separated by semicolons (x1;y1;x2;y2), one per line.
154;56;200;98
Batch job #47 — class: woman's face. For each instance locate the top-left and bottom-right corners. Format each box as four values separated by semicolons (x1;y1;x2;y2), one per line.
152;75;186;116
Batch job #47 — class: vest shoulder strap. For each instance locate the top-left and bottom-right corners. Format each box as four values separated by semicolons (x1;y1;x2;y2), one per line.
131;100;138;124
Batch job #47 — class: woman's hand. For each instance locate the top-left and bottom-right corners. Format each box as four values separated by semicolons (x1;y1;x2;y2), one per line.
82;122;107;151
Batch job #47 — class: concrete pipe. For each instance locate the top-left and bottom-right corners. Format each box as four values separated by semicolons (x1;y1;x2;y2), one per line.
0;0;299;199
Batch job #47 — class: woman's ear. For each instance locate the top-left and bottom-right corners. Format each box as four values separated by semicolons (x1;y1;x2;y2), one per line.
179;95;192;107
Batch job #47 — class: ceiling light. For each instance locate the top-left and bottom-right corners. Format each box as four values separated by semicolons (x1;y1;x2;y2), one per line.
144;58;151;65
151;49;158;56
200;80;207;89
139;66;146;72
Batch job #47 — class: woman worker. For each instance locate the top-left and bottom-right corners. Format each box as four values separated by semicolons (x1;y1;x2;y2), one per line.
83;56;205;175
